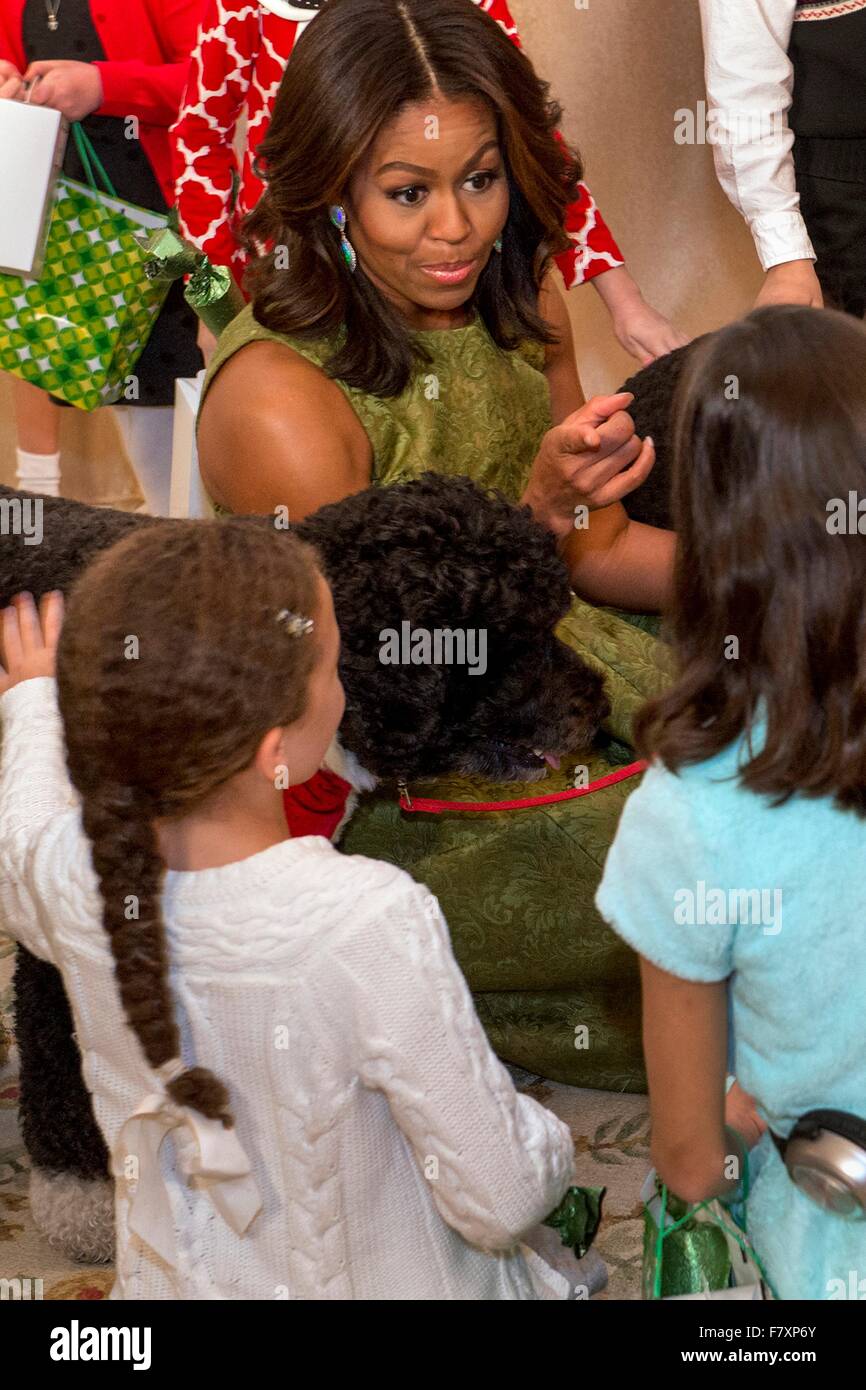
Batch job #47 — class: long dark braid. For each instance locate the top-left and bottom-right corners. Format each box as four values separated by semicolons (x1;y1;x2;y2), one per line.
55;519;319;1124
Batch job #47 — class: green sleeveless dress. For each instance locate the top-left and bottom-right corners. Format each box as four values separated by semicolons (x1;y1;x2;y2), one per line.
201;306;671;1091
201;303;552;498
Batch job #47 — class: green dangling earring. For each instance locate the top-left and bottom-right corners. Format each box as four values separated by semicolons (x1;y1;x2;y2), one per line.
494;235;503;254
330;205;357;273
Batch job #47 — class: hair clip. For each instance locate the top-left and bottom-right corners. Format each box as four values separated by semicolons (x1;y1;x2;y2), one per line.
276;608;315;637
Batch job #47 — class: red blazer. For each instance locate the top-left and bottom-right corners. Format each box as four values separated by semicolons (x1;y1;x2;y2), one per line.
0;0;204;204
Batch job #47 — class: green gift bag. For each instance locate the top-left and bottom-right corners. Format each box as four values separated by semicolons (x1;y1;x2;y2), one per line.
641;1170;773;1300
0;124;170;410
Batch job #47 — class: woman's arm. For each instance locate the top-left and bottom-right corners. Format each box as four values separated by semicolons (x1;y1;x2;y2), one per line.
592;266;690;366
197;342;373;517
640;960;743;1205
23;0;201;128
0;6;24;71
698;0;818;299
171;0;259;268
563;505;674;611
203;294;669;609
94;0;202;125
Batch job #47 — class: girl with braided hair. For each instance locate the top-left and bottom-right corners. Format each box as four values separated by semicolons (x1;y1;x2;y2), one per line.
0;521;575;1299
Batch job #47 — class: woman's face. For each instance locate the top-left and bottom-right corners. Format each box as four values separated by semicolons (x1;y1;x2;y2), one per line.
345;95;510;328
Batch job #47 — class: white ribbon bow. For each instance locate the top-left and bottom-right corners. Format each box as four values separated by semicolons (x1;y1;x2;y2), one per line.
113;1062;262;1269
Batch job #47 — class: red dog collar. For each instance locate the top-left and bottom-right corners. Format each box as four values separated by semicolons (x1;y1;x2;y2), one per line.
397;759;647;814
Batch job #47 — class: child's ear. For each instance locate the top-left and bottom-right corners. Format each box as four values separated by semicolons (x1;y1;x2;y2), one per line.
253;726;289;787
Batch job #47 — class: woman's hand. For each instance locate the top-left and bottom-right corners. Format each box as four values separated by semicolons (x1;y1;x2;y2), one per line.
755;259;823;309
23;61;103;122
522;392;655;539
0;58;25;101
593;265;690;365
0;592;64;695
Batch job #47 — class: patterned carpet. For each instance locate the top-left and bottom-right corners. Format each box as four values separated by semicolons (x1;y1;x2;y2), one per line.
0;933;648;1299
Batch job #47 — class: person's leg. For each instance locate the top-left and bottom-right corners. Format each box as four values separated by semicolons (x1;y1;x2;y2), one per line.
11;377;63;495
796;171;866;320
112;404;174;516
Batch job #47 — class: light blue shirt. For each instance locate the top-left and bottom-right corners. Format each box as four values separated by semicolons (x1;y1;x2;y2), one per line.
596;732;866;1300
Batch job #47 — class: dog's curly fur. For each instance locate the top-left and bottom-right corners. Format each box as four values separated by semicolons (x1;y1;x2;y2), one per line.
28;1169;117;1267
619;338;701;531
1;471;618;1262
297;475;608;783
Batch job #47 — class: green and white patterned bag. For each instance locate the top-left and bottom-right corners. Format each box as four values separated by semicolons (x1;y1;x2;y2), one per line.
0;124;169;411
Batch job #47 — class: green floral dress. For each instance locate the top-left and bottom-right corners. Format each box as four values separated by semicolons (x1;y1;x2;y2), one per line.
200;305;670;1090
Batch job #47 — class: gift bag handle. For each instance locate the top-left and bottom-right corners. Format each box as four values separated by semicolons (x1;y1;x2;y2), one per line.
71;122;118;200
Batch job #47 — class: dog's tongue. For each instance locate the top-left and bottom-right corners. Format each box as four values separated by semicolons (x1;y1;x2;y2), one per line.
533;748;562;771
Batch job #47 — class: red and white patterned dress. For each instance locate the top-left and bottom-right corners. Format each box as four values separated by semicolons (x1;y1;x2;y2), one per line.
170;0;625;287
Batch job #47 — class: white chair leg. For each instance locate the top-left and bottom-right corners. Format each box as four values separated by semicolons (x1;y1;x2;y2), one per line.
169;371;211;519
113;404;174;516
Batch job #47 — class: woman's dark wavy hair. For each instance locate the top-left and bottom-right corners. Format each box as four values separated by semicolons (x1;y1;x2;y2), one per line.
636;305;866;815
243;0;582;396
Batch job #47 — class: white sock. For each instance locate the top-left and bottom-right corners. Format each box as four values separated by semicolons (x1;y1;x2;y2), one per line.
15;448;61;497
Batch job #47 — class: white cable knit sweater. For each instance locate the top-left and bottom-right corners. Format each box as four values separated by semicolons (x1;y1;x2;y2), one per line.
0;679;575;1300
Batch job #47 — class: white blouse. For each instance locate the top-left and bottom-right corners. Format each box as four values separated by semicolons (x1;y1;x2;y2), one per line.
0;678;575;1300
698;0;816;270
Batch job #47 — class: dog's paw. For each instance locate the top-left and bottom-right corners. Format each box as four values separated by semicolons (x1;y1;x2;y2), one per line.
29;1167;115;1265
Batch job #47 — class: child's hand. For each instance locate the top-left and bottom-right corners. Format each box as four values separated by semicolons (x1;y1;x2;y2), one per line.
725;1080;767;1150
0;592;64;694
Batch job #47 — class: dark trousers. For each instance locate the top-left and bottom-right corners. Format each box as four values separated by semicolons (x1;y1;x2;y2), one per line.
795;138;866;320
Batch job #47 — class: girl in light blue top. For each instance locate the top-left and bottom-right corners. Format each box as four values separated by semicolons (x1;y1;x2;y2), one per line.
597;304;866;1300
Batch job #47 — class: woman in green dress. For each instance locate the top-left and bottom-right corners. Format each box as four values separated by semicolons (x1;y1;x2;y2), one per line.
197;0;673;1090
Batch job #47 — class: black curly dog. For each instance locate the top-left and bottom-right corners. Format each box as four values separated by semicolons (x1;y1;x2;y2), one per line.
0;471;616;1261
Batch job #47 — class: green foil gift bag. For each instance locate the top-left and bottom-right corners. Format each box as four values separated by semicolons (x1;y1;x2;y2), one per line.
641;1171;771;1300
0;124;169;410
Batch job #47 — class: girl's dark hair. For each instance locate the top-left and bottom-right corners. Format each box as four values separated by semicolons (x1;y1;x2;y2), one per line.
636;305;866;814
243;0;581;396
55;520;320;1124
